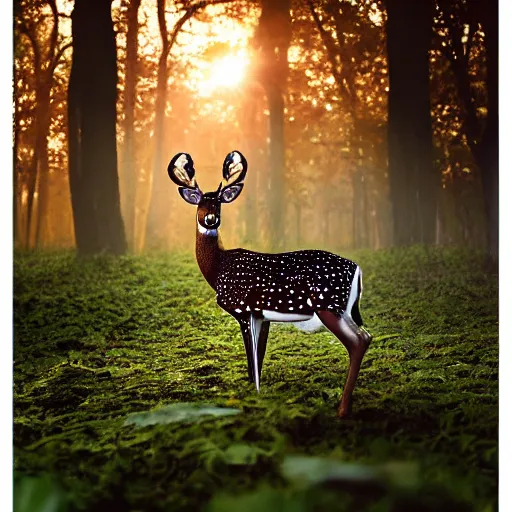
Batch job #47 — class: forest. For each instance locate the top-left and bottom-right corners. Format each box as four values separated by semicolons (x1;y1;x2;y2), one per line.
13;0;498;511
13;0;497;258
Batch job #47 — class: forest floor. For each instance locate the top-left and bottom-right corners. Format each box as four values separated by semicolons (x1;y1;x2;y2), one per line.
13;247;498;512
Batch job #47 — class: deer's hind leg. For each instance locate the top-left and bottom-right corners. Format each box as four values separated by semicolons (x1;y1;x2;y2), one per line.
316;310;371;418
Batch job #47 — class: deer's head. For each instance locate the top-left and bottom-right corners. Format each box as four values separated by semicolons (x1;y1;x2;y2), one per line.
168;151;247;233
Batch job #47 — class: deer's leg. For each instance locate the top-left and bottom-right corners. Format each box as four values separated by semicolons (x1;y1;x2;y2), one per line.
316;310;371;418
257;321;270;378
238;315;265;391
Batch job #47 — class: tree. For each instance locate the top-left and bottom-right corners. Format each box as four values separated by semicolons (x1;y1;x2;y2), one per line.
305;0;389;249
14;0;71;249
385;0;438;245
437;0;498;263
252;0;292;251
120;0;142;251
144;0;173;249
68;0;127;255
145;0;237;249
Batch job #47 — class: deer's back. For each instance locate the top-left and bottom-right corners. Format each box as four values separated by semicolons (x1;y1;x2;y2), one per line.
215;248;359;316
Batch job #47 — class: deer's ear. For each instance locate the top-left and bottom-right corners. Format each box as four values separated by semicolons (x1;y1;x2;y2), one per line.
222;151;247;186
178;187;202;205
220;184;243;203
168;153;198;188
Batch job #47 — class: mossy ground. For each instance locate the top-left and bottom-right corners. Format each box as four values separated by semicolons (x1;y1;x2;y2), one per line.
13;247;498;511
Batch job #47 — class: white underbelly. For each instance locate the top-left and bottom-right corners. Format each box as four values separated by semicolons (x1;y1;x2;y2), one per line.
262;310;312;322
261;310;325;333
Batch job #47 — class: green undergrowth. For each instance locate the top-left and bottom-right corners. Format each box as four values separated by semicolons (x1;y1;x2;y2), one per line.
13;246;498;511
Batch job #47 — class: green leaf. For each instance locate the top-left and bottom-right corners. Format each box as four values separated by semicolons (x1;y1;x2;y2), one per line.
281;456;419;491
124;402;241;427
281;456;377;487
207;488;307;512
222;443;264;465
14;474;68;512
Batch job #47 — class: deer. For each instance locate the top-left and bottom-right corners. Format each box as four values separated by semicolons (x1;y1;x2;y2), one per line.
168;150;372;418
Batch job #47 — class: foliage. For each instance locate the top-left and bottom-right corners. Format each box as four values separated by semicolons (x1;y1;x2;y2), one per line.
14;248;498;511
14;472;69;512
124;402;241;426
13;0;493;253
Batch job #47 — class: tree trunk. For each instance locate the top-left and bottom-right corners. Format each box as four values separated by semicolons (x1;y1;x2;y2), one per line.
34;82;52;248
385;0;437;246
241;85;260;246
254;0;291;252
352;169;368;248
351;170;359;248
362;172;369;248
295;202;301;247
476;0;498;265
323;201;330;247
68;0;126;255
145;0;171;249
13;67;21;248
121;0;141;251
24;151;38;249
243;155;258;246
442;0;498;263
266;83;286;251
34;139;50;248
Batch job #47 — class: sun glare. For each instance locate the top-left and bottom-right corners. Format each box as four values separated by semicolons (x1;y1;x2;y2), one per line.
197;51;249;97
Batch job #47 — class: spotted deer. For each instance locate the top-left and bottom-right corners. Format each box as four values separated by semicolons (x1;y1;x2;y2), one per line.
168;150;371;417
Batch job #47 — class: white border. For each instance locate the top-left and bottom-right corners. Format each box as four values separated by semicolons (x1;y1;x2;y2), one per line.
499;0;511;510
2;1;13;509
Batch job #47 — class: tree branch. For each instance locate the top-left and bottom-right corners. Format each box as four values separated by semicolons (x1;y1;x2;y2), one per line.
47;0;59;55
157;0;169;54
306;0;355;112
18;19;41;72
51;41;72;72
440;10;481;150
463;19;477;68
169;0;236;53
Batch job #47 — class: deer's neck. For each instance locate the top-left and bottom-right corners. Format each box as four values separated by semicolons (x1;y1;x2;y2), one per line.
196;227;224;289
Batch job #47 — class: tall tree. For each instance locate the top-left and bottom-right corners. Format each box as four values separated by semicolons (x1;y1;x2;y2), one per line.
68;0;127;255
476;0;498;265
121;0;142;251
145;0;172;249
239;83;266;247
15;0;71;249
385;0;438;245
253;0;292;251
13;23;22;248
437;0;498;263
145;0;237;249
306;0;387;249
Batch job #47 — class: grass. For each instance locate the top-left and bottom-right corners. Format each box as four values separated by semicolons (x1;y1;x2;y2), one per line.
13;246;498;511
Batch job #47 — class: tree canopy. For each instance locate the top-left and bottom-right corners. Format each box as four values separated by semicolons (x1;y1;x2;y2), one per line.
13;0;498;261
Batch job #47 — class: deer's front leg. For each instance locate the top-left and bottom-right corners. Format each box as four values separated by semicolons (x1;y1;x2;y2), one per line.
238;315;267;391
257;320;270;377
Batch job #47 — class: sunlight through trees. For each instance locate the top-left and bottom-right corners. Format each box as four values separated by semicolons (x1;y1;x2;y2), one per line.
13;0;498;263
